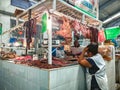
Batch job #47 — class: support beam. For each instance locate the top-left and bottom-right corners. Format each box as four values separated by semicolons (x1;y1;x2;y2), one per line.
17;0;46;18
104;17;120;28
0;10;14;17
103;9;120;21
99;0;117;10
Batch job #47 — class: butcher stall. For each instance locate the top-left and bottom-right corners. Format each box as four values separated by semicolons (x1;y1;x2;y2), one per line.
0;0;115;90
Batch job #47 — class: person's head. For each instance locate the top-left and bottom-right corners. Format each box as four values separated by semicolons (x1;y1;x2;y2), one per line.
87;43;98;56
74;40;80;47
74;34;80;40
104;40;111;43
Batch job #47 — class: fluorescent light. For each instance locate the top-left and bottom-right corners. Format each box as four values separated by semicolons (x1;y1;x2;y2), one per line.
103;12;120;24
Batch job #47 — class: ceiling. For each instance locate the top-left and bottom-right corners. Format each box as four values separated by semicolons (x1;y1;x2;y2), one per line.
1;0;120;28
34;0;120;28
99;0;120;28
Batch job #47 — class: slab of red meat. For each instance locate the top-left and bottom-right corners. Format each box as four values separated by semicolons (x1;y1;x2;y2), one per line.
90;27;98;43
72;20;80;31
78;24;91;39
56;16;72;39
98;30;106;43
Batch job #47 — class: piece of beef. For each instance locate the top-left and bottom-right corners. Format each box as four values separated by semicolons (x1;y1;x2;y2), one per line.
89;27;98;43
98;30;106;43
23;21;32;49
56;16;72;40
31;18;37;36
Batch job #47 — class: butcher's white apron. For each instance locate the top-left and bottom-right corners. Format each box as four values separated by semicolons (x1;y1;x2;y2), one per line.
86;54;109;90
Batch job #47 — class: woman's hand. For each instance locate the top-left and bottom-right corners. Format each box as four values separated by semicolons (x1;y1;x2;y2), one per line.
77;47;88;62
83;47;88;53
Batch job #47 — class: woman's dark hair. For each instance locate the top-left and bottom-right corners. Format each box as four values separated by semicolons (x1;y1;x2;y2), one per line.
87;43;98;55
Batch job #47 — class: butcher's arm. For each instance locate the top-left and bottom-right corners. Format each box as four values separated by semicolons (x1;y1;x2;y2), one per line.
77;48;92;68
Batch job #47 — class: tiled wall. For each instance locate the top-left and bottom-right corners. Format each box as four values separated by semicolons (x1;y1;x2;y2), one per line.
0;61;86;90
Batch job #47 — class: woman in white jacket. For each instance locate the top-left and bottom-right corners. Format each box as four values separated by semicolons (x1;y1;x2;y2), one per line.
77;43;108;90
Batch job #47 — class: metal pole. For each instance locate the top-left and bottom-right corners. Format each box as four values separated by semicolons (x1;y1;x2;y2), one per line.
47;0;56;64
0;23;2;56
96;0;99;20
53;0;56;10
47;12;52;64
16;17;19;26
82;14;85;23
0;23;2;43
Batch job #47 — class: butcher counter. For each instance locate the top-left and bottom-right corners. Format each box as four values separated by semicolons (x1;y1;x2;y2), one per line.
0;55;115;90
0;60;86;90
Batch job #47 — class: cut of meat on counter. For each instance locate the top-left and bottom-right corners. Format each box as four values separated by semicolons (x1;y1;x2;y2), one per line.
14;56;78;69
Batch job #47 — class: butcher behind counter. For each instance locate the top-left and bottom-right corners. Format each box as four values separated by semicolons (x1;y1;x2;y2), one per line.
52;42;112;62
52;40;83;59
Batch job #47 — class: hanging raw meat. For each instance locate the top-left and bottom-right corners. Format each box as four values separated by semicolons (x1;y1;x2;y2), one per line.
56;16;72;41
31;18;37;35
24;21;32;49
86;27;91;38
79;24;90;38
98;30;106;43
71;20;81;36
89;27;98;43
79;24;91;38
72;20;80;31
23;18;37;49
79;24;84;36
